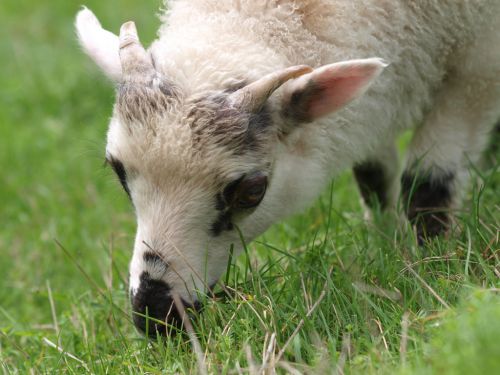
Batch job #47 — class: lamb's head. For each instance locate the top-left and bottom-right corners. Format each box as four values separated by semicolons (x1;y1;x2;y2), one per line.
76;8;387;336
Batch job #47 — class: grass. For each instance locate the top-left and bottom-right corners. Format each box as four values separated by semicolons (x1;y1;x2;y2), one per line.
0;1;499;373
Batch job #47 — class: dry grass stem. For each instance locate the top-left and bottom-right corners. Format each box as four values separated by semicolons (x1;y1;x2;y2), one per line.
404;262;450;309
46;281;60;341
42;337;90;373
275;286;328;363
336;333;351;375
373;319;389;351
245;344;259;375
353;281;402;302
172;293;208;375
399;311;410;366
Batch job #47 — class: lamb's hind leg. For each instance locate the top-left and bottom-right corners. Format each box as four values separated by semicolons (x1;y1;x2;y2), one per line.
402;55;500;243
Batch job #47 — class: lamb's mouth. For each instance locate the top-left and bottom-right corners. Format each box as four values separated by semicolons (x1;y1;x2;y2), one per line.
131;276;219;337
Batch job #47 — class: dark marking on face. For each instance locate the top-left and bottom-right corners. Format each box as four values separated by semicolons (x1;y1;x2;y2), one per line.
281;80;321;124
131;272;201;337
210;172;268;237
211;181;240;236
187;93;241;147
143;251;169;270
211;210;234;237
353;161;388;209
244;104;273;152
108;156;131;198
158;81;176;97
117;75;180;125
215;193;226;211
401;170;454;243
186;92;274;155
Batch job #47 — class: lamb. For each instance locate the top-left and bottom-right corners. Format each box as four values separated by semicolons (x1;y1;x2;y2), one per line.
75;0;500;336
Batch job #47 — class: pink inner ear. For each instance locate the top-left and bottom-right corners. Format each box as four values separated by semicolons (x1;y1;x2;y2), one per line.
306;59;386;119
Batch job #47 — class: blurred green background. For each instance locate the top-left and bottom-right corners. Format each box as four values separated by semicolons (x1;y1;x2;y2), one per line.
0;0;162;320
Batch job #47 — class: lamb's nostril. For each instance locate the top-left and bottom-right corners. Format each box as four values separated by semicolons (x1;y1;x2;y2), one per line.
131;272;201;337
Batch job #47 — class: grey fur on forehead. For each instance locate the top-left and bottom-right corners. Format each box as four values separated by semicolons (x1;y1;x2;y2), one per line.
185;91;274;155
117;77;180;125
117;77;275;156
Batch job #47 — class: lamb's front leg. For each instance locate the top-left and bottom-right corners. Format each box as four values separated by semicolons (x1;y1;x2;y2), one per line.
402;75;499;243
353;141;399;212
402;14;500;244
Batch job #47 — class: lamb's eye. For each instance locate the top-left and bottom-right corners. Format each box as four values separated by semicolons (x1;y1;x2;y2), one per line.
233;173;268;209
106;156;131;198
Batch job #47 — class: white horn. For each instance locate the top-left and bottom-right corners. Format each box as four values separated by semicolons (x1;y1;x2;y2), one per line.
228;65;313;112
119;21;155;79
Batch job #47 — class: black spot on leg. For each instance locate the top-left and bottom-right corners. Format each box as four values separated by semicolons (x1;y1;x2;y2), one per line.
487;119;500;155
401;171;454;243
353;161;388;209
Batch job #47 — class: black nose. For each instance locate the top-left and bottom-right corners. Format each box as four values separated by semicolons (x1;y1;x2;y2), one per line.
131;272;201;337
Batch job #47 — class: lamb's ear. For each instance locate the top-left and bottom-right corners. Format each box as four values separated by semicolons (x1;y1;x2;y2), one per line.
75;7;121;81
282;58;388;123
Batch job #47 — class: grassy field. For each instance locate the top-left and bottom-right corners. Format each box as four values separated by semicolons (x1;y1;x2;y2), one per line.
0;1;499;373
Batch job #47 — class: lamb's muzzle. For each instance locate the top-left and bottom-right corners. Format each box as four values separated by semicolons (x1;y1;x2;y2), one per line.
131;272;202;337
